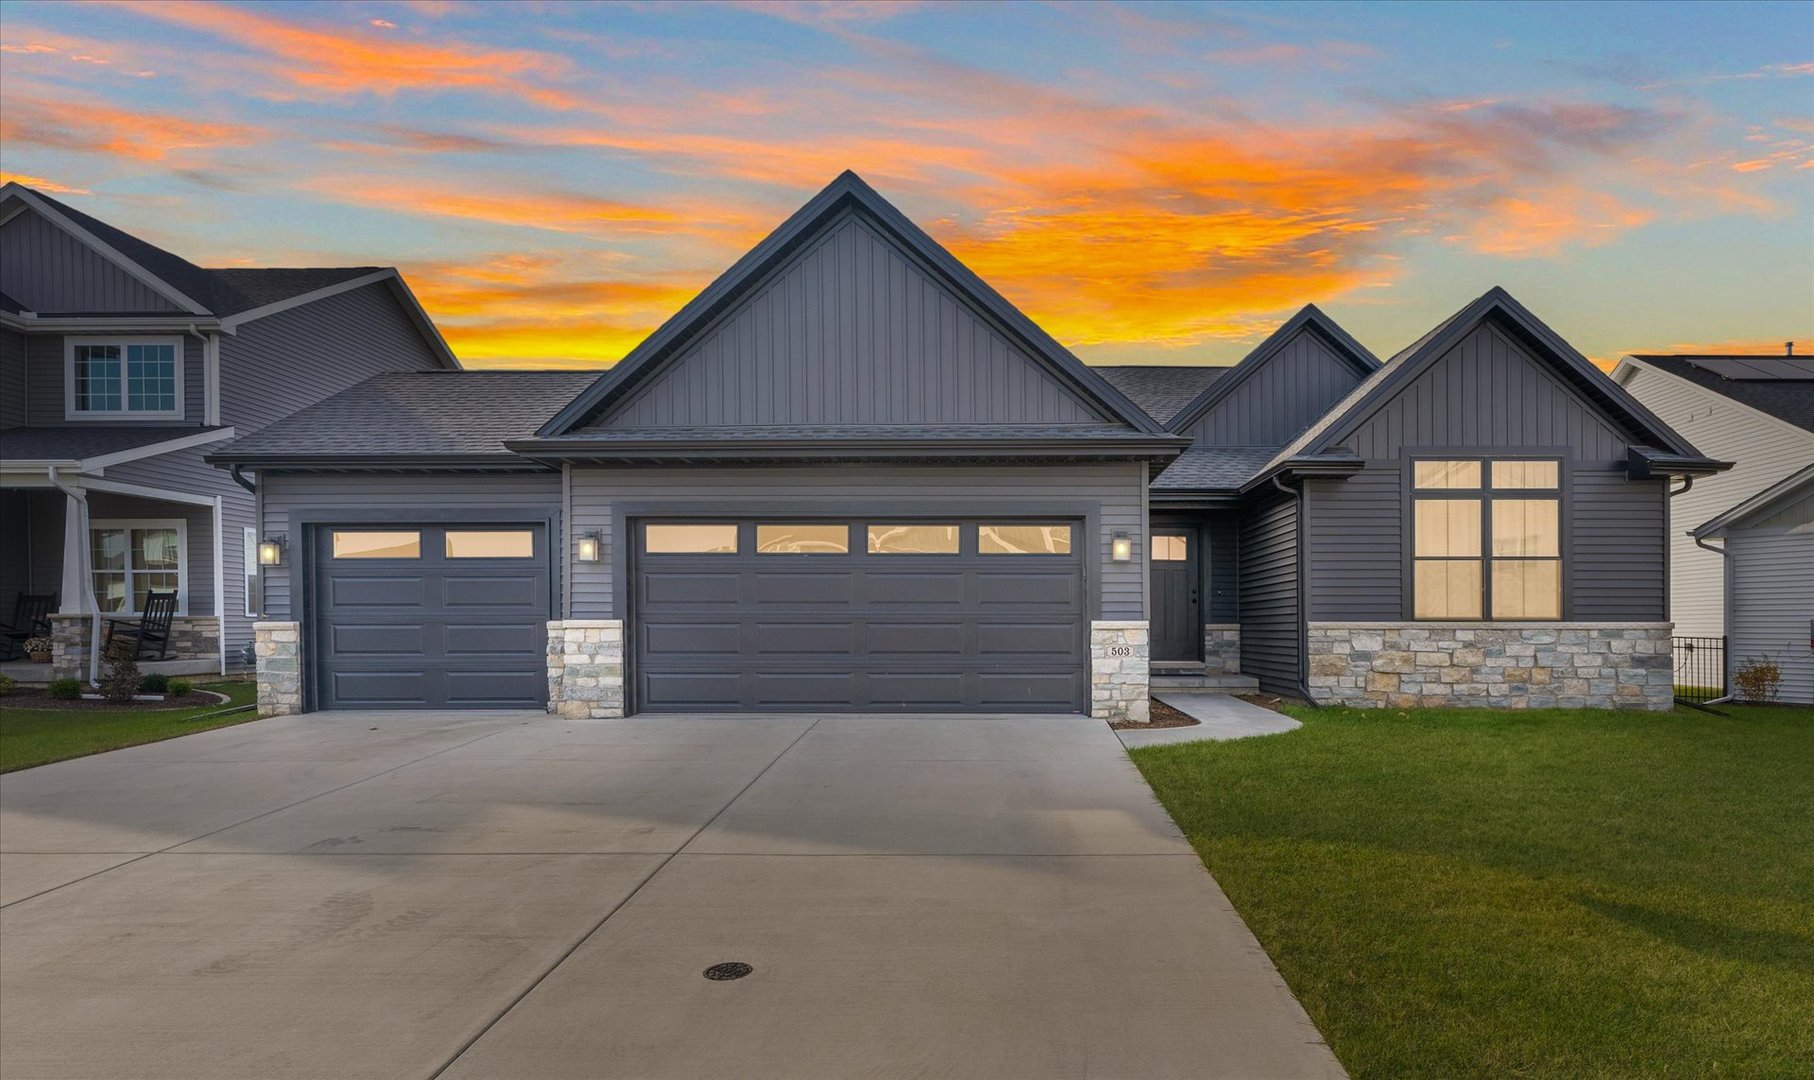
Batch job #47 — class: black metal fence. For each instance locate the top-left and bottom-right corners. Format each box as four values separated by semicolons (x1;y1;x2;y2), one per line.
1672;636;1727;705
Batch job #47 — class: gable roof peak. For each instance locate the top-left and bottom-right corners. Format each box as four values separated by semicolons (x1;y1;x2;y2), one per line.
1163;303;1380;433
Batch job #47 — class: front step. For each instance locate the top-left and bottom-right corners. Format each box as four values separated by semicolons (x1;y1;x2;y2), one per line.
1151;673;1260;692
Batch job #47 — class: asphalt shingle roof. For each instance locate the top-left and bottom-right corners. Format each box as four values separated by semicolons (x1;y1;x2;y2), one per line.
1092;366;1229;426
211;372;601;460
1630;355;1814;434
205;268;383;315
533;424;1157;443
1;425;227;462
1150;446;1282;490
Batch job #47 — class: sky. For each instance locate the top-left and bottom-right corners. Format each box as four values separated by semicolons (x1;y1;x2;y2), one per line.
1;0;1810;371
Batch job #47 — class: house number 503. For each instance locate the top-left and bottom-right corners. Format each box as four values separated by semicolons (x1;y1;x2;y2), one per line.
1107;646;1135;657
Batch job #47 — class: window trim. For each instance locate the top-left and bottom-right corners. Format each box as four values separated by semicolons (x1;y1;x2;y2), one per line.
1408;455;1564;622
243;526;260;617
65;336;185;420
89;517;188;616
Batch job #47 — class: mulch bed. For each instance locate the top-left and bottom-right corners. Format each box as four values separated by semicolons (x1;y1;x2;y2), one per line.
1;689;226;712
1234;693;1297;714
1111;699;1201;729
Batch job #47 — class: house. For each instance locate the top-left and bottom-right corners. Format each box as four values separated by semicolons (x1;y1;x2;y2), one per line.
208;172;1727;719
1610;353;1814;640
0;181;459;684
1690;464;1814;705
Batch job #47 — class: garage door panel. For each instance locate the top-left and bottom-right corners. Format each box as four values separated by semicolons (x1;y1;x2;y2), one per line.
976;671;1084;708
867;672;966;705
865;572;965;604
642;622;741;655
642;671;742;707
442;575;543;607
751;671;858;704
316;524;548;710
976;622;1077;657
752;621;858;654
641;572;740;604
975;572;1079;606
754;572;852;604
867;622;966;655
328;576;425;606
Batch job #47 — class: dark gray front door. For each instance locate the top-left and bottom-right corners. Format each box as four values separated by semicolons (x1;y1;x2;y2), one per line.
1151;531;1199;662
634;520;1087;713
313;524;550;709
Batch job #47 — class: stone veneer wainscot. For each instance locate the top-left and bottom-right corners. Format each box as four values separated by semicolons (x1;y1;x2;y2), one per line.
1091;620;1150;724
1201;625;1241;675
547;619;625;719
253;621;302;716
1307;622;1674;711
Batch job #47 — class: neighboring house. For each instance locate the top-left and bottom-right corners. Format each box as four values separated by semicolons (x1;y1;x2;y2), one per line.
211;172;1726;720
1611;353;1814;639
1691;464;1814;705
0;181;458;682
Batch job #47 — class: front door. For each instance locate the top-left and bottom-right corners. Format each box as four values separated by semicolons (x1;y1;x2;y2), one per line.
1151;531;1200;662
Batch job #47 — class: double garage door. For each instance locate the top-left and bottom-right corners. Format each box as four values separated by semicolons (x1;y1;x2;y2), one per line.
313;518;1088;713
635;520;1088;713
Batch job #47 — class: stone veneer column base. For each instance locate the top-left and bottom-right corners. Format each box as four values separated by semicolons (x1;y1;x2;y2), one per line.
547;620;625;719
48;614;92;682
1306;622;1674;711
253;621;302;716
1201;624;1241;675
1091;621;1149;724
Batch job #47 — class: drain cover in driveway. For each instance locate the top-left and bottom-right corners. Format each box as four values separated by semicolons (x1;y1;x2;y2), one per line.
703;962;753;981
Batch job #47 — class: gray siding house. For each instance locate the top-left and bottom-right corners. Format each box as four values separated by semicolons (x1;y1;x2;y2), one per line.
0;181;458;683
1611;353;1814;639
1691;465;1814;705
209;172;1726;720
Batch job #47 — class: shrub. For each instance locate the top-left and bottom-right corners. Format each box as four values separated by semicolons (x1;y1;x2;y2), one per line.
47;678;83;700
99;644;141;705
167;678;193;697
140;672;170;693
1733;656;1783;705
0;673;14;696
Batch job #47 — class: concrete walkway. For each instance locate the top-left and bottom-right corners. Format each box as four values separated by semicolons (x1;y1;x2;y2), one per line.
1117;692;1304;748
1;710;1341;1080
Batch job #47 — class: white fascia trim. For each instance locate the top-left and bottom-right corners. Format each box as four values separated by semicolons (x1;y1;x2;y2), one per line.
76;476;218;507
204;331;221;425
217;268;394;329
4;313;222;332
1;184;211;315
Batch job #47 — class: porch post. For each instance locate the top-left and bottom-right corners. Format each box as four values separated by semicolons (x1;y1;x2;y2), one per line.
57;485;88;616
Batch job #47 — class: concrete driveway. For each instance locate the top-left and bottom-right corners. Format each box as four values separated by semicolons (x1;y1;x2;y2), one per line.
0;710;1342;1079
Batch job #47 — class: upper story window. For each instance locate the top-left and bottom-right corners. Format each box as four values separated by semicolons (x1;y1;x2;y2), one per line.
1412;457;1561;621
66;337;183;419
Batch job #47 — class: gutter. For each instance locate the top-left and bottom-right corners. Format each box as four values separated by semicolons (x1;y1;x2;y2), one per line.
1691;530;1736;706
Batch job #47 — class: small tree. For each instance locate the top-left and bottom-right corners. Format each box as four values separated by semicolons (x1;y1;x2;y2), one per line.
99;642;142;704
1732;655;1783;705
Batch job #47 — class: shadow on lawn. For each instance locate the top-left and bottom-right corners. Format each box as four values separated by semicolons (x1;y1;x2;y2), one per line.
1575;894;1814;974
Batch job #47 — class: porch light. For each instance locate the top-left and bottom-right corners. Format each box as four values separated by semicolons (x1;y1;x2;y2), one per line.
1111;531;1133;563
575;531;602;563
257;534;286;567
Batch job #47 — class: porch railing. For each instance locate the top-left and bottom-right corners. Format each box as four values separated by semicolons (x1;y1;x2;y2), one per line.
1672;636;1726;705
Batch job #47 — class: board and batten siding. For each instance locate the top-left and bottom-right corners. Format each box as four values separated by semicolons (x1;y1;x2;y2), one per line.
1180;329;1367;446
1238;490;1300;695
0;208;183;315
568;462;1148;621
1304;318;1671;623
24;332;205;426
1726;490;1814;704
1616;361;1814;638
256;472;563;621
591;213;1105;429
220;281;445;433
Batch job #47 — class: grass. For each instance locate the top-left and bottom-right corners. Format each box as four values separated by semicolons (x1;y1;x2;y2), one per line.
1130;703;1814;1079
0;680;260;772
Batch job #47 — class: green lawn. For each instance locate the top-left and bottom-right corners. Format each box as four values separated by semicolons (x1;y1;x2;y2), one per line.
0;680;260;772
1131;703;1814;1079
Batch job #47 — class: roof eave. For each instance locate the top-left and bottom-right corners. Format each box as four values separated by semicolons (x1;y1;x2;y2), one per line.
203;452;544;472
1691;463;1814;539
1241;455;1366;493
504;434;1192;465
1626;447;1735;480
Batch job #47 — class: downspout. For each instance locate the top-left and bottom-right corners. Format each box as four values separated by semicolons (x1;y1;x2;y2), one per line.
1692;532;1734;705
1272;473;1316;702
230;465;256;494
47;466;103;686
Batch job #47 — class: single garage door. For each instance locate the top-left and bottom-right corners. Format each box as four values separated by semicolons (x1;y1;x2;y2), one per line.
314;524;550;709
634;520;1087;713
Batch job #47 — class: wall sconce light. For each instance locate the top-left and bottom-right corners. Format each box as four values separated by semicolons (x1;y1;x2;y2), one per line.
1110;530;1133;563
257;534;286;567
575;531;602;563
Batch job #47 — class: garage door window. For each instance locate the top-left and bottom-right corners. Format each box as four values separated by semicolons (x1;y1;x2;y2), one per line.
867;524;960;554
978;524;1073;555
757;524;850;554
332;530;421;559
645;523;738;553
445;530;535;558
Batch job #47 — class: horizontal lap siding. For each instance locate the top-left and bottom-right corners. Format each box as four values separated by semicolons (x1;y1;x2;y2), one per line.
1205;511;1240;621
594;214;1101;428
24;333;204;426
1729;521;1814;704
570;463;1147;621
257;472;562;621
0;209;182;314
1572;470;1667;621
1305;469;1401;620
1239;491;1300;694
2;328;25;428
84;487;216;618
